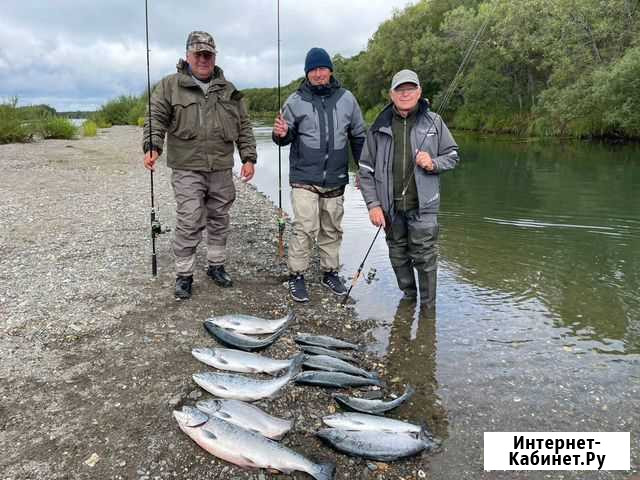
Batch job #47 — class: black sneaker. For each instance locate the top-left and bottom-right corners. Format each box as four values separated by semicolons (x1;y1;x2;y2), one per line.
321;271;347;296
175;275;193;300
288;273;309;303
207;265;233;288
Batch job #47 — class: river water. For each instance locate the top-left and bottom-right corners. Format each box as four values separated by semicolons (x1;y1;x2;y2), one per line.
239;125;639;477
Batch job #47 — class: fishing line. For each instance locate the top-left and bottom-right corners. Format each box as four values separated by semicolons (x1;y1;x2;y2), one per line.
276;0;286;258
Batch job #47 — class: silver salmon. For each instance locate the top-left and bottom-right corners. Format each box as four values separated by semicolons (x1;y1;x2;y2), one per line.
196;398;293;440
174;406;334;479
192;347;294;375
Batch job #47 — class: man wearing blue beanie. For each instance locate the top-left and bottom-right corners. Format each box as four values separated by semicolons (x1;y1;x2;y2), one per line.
273;47;366;303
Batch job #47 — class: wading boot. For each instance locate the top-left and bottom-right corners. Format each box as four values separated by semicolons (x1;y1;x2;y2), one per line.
418;269;437;310
207;265;233;288
175;275;193;300
392;264;417;299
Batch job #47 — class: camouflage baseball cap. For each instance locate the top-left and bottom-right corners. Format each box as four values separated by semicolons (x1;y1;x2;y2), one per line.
186;31;216;54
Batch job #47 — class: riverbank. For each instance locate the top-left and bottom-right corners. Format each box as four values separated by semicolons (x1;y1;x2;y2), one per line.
0;126;429;479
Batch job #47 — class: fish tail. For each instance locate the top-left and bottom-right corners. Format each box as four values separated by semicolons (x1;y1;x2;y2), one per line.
288;352;305;377
419;422;435;449
312;461;336;480
404;384;416;399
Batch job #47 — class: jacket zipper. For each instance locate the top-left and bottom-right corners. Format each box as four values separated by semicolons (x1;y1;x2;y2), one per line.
321;97;329;186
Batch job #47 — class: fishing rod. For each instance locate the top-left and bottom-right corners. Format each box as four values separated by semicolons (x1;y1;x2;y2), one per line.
276;0;285;257
145;0;169;276
342;10;493;305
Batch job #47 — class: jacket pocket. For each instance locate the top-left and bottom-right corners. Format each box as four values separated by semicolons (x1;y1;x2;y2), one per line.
169;99;199;140
217;100;240;142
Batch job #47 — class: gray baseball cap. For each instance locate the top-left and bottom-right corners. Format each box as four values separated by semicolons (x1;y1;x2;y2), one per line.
391;69;420;90
186;31;217;54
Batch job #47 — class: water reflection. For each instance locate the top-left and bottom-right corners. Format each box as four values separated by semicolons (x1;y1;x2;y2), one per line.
384;298;448;440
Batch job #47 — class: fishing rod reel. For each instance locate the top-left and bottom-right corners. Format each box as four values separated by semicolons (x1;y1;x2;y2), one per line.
150;207;170;237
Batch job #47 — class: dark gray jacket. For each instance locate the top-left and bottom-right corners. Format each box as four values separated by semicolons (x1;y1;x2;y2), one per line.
273;77;366;188
359;99;459;215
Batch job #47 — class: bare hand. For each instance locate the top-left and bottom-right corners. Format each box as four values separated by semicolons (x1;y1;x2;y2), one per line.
354;174;361;190
273;113;288;138
416;150;434;171
144;150;159;171
369;206;386;228
240;162;255;182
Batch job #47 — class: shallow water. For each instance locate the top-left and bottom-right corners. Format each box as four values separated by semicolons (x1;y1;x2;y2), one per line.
240;126;640;476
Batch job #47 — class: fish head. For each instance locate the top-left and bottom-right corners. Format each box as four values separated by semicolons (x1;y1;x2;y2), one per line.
173;406;208;428
195;399;223;415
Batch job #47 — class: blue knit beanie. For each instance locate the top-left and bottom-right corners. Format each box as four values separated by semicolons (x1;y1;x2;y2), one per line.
304;47;333;75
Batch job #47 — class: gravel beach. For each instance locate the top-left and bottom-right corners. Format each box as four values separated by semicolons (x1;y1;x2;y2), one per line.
0;126;431;480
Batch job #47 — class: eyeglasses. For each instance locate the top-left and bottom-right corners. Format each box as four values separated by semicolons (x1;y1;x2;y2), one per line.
394;85;419;95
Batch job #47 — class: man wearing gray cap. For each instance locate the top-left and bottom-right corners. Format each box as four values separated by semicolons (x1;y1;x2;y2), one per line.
143;31;257;300
358;69;459;309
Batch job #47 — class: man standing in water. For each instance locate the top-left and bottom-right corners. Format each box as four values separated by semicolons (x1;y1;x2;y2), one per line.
143;31;257;300
358;69;459;309
273;47;366;303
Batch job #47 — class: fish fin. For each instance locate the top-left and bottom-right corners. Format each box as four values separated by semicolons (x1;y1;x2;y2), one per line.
216;384;229;391
312;461;336;480
286;310;296;325
216;411;232;419
218;358;229;365
201;428;218;441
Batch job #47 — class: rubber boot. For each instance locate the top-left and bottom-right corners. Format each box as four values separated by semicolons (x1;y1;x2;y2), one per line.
418;269;437;309
392;263;417;299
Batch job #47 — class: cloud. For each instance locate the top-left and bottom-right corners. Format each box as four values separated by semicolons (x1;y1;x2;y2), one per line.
0;0;412;111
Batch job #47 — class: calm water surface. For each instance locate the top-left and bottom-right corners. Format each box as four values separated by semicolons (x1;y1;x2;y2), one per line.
239;126;640;478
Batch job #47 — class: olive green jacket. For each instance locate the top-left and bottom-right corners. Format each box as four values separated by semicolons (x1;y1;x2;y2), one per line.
143;60;256;170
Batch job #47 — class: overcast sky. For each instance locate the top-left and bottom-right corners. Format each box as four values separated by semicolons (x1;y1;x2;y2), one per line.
0;0;413;111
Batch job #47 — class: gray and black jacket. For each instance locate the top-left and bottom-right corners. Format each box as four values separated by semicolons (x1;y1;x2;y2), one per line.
359;99;459;215
273;77;366;188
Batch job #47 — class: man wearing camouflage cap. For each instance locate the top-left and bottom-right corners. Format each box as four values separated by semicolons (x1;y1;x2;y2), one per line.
358;69;459;310
143;31;257;300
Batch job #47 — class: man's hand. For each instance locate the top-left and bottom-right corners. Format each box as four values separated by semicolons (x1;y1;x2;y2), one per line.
369;206;386;228
240;162;255;182
144;150;159;171
273;113;288;138
416;150;435;171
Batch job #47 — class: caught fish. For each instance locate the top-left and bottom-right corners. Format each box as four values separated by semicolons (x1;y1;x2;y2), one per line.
204;320;288;352
174;406;335;479
300;345;359;363
295;371;384;388
316;427;433;462
322;412;421;434
192;347;294;375
303;355;378;379
196;398;293;440
332;385;415;415
295;333;359;350
193;354;303;401
206;311;295;334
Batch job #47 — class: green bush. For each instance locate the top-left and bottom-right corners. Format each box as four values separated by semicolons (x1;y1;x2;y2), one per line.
94;95;146;126
0;102;33;144
83;120;98;137
39;117;76;139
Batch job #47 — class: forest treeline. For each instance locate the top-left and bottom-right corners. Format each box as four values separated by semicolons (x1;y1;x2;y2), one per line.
243;0;640;139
